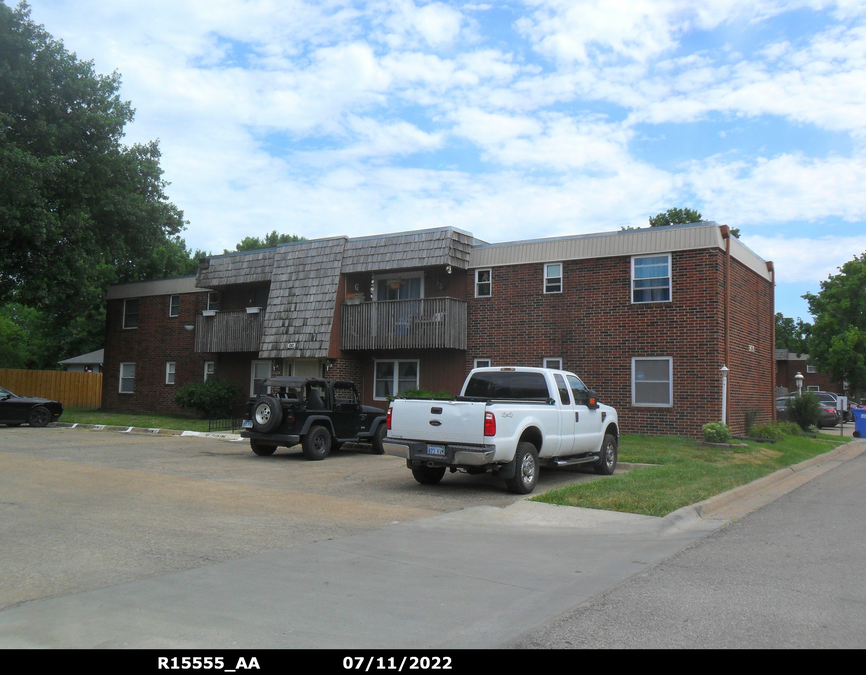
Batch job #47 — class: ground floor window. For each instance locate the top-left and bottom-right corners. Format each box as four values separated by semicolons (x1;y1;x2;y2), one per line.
543;357;562;370
474;358;491;369
374;360;419;400
165;362;176;385
204;361;215;381
632;357;672;406
119;363;135;393
250;360;271;396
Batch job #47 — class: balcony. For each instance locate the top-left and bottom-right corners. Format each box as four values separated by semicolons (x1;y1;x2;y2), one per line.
195;309;264;353
341;297;467;350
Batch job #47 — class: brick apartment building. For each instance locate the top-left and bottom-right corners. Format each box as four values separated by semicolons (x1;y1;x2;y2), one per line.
102;222;776;436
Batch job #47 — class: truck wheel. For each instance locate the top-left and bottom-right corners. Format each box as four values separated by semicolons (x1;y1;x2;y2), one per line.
252;396;282;433
302;425;331;461
412;465;446;485
250;439;277;456
594;433;618;475
372;424;387;455
505;442;538;494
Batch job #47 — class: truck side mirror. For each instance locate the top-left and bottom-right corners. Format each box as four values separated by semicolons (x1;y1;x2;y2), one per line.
587;390;599;410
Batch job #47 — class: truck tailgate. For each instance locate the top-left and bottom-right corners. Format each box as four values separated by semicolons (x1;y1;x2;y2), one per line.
388;399;488;445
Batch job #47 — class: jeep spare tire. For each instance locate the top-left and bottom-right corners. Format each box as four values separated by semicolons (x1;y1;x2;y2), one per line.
252;396;282;433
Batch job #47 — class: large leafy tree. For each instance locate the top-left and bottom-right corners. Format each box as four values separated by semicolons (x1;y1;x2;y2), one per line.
0;2;198;367
648;207;740;238
775;313;812;355
224;230;305;253
804;252;866;395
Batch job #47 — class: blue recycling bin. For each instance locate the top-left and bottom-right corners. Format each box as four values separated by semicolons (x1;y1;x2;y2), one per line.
853;407;866;438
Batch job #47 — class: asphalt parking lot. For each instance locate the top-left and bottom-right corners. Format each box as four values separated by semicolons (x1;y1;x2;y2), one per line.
0;425;609;613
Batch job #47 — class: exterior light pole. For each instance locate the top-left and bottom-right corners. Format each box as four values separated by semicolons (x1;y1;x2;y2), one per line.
720;365;729;426
795;371;804;397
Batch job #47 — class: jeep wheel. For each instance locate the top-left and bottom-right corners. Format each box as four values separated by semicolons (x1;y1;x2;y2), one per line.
594;433;618;475
505;442;539;494
302;425;331;461
411;465;446;485
252;396;282;433
372;424;387;455
250;439;277;456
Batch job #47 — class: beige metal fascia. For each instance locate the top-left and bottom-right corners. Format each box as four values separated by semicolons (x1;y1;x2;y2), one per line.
105;276;210;300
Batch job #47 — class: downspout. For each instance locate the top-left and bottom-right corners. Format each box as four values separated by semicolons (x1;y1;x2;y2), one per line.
767;261;776;422
720;225;731;424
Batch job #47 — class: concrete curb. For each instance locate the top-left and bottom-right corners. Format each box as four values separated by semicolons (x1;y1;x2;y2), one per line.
56;422;243;441
663;438;866;530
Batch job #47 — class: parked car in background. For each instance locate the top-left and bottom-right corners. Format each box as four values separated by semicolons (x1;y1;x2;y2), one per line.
0;386;64;427
776;394;839;428
814;391;851;422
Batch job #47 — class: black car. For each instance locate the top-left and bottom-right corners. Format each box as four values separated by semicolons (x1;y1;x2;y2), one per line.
0;386;64;427
240;377;387;460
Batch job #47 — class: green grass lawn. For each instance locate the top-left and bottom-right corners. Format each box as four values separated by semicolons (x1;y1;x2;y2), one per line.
532;433;850;517
61;409;213;433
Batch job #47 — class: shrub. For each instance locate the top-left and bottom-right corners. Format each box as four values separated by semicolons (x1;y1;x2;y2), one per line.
387;388;453;402
747;421;803;441
744;409;759;435
788;392;821;431
174;379;242;419
702;422;732;443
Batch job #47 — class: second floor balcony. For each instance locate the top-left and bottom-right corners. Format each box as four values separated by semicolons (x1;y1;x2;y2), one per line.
195;308;264;353
341;297;467;351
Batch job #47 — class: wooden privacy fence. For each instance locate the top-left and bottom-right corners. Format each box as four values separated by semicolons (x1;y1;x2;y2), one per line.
0;369;103;409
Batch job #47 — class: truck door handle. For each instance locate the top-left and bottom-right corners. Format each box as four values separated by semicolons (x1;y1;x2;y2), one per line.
575;412;580;423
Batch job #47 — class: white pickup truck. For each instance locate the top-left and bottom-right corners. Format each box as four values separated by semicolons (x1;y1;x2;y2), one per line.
383;367;619;494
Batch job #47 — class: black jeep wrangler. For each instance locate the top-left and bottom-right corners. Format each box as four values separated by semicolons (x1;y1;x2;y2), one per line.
240;377;387;460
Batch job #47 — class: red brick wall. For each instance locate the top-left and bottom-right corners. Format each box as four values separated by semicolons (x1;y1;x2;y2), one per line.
102;291;217;414
465;248;773;437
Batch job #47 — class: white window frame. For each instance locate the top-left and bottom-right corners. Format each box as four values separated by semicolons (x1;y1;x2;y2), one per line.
119;362;135;394
806;385;820;392
474;358;492;369
204;361;215;381
169;295;180;317
632;254;672;304
165;362;176;385
632;357;673;407
544;263;562;294
123;298;139;329
250;360;271;396
373;359;420;401
475;269;492;298
806;364;817;374
543;358;562;370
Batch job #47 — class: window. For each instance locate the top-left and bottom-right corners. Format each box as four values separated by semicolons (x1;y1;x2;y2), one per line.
165;362;176;385
543;358;562;370
169;295;180;317
119;363;135;393
806;385;820;392
553;373;571;405
632;357;672;406
632;255;671;303
567;374;590;406
123;299;139;329
250;360;271;396
806;365;817;374
375;273;423;301
544;263;562;293
474;358;491;369
475;269;491;297
204;361;215;381
207;292;220;311
374;360;419;400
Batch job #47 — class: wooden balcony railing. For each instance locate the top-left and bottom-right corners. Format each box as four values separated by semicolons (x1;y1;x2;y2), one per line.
195;309;264;353
341;297;467;350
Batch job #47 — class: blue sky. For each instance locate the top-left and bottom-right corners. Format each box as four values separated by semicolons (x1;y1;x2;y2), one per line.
18;0;866;321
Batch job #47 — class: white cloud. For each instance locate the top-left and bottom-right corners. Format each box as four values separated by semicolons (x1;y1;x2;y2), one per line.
745;234;866;284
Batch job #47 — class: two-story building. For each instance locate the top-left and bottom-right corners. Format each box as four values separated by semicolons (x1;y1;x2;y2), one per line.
102;222;775;436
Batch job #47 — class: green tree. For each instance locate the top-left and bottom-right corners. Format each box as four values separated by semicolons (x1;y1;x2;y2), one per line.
0;2;199;366
775;313;812;355
224;230;305;254
804;252;866;395
646;207;740;238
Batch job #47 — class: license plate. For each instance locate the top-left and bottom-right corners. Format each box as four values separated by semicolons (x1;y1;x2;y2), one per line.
241;419;253;429
427;445;445;456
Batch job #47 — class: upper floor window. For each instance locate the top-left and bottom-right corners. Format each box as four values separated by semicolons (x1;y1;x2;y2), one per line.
544;263;562;293
806;364;817;374
375;273;423;301
207;292;220;311
475;269;491;298
123;299;139;329
632;255;671;303
169;295;180;317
